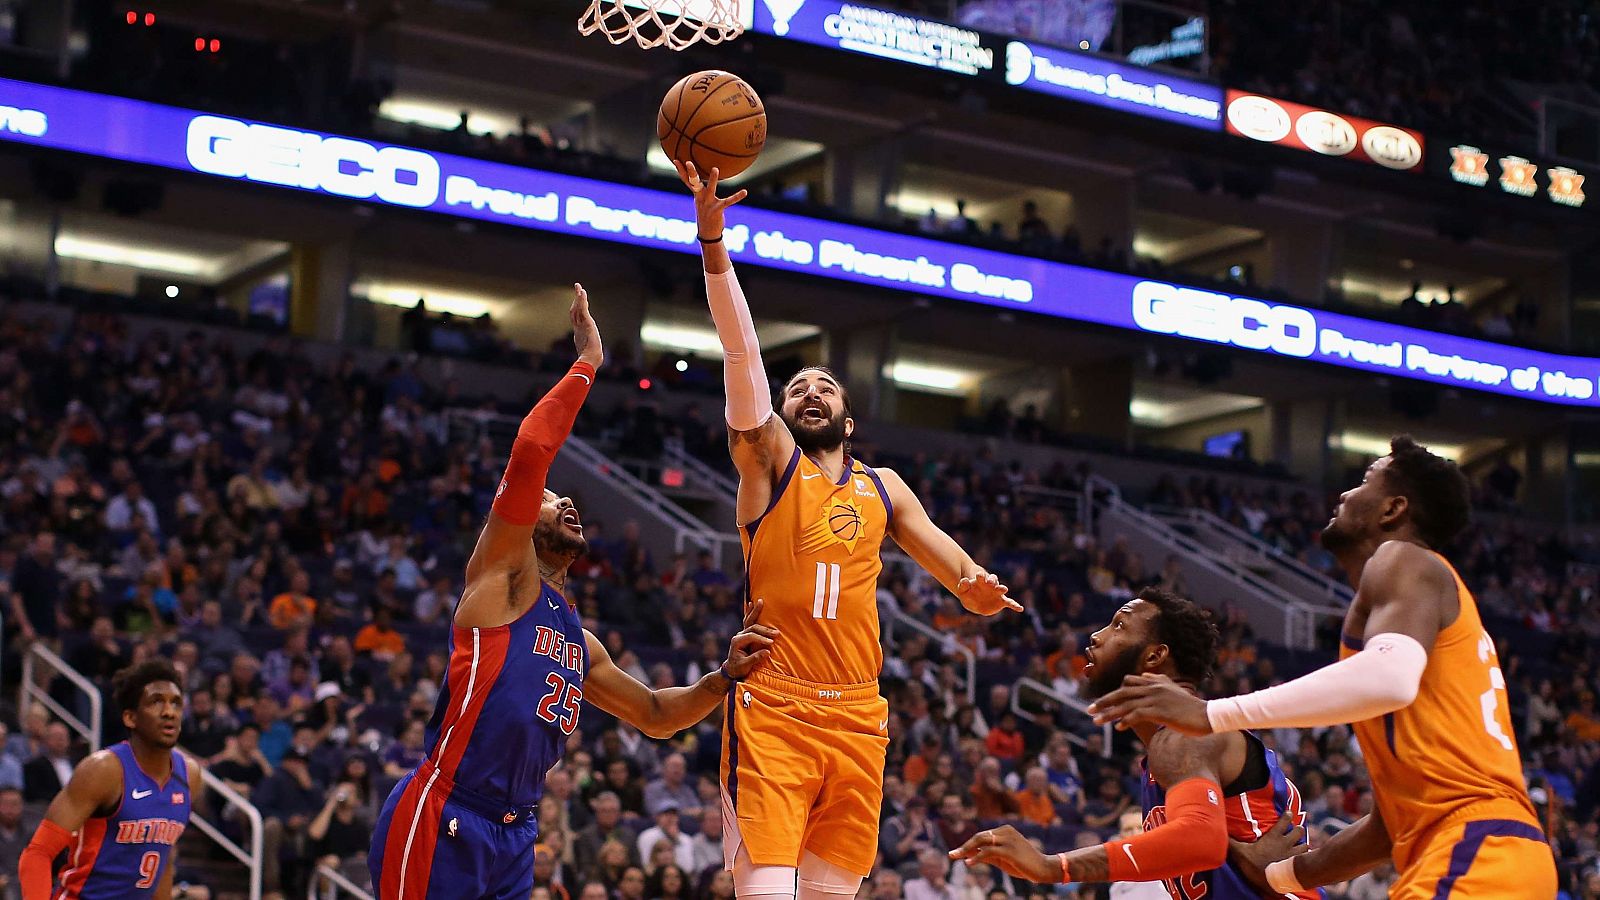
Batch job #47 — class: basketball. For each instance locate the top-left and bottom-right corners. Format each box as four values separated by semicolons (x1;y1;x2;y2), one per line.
658;70;767;179
828;504;862;542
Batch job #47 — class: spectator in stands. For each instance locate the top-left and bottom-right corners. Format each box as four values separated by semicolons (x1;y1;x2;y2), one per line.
21;722;75;803
308;776;374;895
576;791;639;875
257;746;325;896
0;786;36;898
413;573;457;624
616;865;647;900
1012;766;1060;828
635;804;694;874
210;723;272;794
373;534;423;591
268;570;317;631
354;605;407;661
643;752;699;818
905;847;963;900
9;532;62;644
182;687;237;760
882;796;945;868
689;806;722;876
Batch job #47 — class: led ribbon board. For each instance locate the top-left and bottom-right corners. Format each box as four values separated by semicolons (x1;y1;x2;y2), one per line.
0;77;1595;405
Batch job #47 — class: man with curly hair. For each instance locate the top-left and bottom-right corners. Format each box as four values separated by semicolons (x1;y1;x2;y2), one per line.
19;659;205;899
1089;436;1556;899
951;588;1319;899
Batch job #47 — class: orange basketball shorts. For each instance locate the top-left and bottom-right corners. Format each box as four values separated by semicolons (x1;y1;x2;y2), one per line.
1391;816;1557;899
719;669;889;877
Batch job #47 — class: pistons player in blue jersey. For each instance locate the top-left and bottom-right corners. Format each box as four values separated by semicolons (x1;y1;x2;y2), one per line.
367;284;778;900
19;660;204;900
950;589;1320;900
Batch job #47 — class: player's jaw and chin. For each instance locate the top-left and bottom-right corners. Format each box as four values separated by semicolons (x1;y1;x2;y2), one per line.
779;402;849;455
1084;643;1143;700
534;502;589;558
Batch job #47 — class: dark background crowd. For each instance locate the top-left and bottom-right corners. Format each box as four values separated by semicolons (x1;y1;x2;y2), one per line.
0;297;1594;900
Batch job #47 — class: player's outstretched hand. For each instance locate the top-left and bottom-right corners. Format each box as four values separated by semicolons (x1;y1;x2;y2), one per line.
956;568;1023;616
1227;813;1308;893
676;160;748;240
948;826;1057;883
723;598;779;680
1088;673;1212;734
571;283;603;368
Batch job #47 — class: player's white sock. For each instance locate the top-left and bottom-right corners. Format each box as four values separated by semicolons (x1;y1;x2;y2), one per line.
796;850;862;900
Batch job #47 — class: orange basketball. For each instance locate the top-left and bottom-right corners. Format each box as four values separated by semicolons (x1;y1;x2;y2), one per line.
658;70;767;179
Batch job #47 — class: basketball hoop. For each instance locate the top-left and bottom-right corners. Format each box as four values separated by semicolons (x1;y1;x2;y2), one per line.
578;0;744;51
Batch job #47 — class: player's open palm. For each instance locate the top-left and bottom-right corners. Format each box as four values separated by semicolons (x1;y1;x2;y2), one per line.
675;160;747;237
949;826;1056;883
724;598;779;680
1227;813;1308;893
957;569;1023;616
571;283;603;368
1089;673;1212;734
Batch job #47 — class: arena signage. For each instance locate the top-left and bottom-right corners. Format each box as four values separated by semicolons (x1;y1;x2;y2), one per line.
1225;90;1424;171
0;76;1596;406
753;0;997;76
1429;139;1588;209
752;0;1222;129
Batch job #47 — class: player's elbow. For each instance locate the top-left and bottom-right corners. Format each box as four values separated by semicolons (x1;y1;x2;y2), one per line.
1194;827;1229;871
641;721;681;740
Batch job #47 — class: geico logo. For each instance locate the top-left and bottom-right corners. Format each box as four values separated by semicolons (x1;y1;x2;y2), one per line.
1362;126;1422;170
185;115;440;208
1131;281;1316;358
1227;95;1290;142
1296;110;1357;156
0;105;47;137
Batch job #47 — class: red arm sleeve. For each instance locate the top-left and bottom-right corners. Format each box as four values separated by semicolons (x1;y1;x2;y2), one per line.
1102;778;1227;883
20;819;72;900
490;361;596;526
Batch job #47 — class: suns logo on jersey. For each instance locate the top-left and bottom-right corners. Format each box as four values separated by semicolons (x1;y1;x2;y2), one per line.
816;498;866;553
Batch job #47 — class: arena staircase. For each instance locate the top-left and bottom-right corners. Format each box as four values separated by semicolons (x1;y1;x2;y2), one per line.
1150;506;1354;609
1084;476;1344;650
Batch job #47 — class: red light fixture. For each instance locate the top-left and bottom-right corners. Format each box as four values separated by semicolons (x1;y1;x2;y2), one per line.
126;11;137;24
144;12;155;25
209;38;220;52
193;37;204;51
638;378;653;390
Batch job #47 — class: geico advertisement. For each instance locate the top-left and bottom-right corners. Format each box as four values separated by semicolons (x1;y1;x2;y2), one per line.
1;75;1597;406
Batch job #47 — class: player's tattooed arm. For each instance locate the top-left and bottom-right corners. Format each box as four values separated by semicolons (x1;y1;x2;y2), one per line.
580;608;776;739
727;416;796;526
875;467;1021;615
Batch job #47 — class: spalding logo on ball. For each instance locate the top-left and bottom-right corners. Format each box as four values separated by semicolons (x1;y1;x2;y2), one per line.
659;69;767;179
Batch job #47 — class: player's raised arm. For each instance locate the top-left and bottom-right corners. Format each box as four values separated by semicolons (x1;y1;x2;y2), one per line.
1090;540;1449;735
677;161;796;523
950;729;1227;884
580;600;777;738
874;467;1021;616
19;751;122;899
464;284;602;587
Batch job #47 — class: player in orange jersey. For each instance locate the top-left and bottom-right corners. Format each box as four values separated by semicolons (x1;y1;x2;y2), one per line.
679;161;1022;900
1088;436;1557;899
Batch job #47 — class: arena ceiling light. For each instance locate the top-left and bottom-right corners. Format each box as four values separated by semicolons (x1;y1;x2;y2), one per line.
645;135;823;184
377;98;517;137
53;233;218;277
884;361;974;395
640;322;725;354
352;279;498;318
1330;431;1462;462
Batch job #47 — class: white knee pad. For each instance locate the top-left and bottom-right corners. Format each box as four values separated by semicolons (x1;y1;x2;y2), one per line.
732;843;797;899
796;850;862;899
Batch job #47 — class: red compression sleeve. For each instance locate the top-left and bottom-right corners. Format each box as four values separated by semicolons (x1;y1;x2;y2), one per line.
490;361;596;526
20;819;73;900
1103;778;1227;882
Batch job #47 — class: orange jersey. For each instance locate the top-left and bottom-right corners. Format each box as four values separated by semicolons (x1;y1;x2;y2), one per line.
1340;553;1539;868
741;448;890;685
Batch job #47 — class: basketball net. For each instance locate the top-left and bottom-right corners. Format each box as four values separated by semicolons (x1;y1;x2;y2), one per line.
578;0;744;51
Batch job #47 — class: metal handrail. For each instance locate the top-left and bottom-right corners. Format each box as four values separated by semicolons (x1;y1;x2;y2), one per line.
1085;476;1328;648
1011;676;1113;757
662;440;741;499
883;602;977;704
188;765;265;900
20;643;102;751
310;863;375;900
1154;506;1353;606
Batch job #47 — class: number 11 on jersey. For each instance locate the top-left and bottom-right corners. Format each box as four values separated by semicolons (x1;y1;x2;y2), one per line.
813;562;840;619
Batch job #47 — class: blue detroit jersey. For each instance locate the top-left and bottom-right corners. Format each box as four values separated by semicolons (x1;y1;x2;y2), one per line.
56;741;190;899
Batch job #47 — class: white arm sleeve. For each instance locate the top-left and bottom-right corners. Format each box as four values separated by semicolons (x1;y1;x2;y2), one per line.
1205;632;1428;732
705;267;773;432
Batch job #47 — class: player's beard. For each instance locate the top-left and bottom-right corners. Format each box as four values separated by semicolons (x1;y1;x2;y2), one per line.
1318;516;1359;555
534;518;588;558
783;408;847;455
1085;643;1145;699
